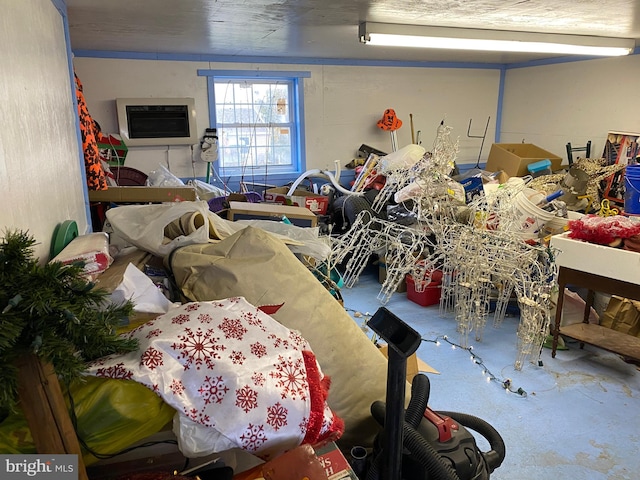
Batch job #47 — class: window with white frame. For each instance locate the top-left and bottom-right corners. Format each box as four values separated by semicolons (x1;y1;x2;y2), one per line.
199;71;309;181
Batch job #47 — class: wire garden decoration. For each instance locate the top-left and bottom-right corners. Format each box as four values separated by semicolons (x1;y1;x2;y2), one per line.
330;123;558;370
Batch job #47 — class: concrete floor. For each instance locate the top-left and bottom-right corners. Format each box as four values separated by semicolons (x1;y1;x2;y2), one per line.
340;267;640;480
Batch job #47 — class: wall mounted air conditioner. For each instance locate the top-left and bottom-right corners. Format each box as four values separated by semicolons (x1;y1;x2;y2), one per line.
116;97;198;147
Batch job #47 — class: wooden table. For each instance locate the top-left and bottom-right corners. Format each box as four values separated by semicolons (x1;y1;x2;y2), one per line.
551;266;640;361
89;186;198;231
88;186;197;203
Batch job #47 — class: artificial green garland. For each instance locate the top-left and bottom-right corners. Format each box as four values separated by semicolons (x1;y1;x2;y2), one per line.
0;230;138;413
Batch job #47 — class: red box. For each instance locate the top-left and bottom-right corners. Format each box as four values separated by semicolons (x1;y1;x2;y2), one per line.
265;187;329;215
406;275;442;307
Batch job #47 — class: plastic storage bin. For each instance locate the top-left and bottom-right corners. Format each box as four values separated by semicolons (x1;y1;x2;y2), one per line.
406;275;442;307
527;159;552;178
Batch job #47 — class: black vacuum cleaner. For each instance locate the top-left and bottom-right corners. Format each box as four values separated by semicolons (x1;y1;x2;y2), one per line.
365;307;506;480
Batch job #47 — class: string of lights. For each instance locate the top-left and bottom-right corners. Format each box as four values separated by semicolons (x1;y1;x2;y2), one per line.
348;308;527;398
421;334;527;397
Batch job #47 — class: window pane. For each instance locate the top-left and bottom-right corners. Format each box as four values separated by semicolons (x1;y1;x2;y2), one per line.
214;78;296;174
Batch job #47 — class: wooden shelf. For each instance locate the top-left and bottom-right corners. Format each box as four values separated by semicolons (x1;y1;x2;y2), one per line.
88;186;196;203
551;263;640;363
560;323;640;362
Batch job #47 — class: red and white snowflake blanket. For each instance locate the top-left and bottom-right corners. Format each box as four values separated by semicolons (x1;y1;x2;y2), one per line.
86;297;343;459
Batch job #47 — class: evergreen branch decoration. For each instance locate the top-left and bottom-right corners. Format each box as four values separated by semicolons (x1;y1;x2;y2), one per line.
0;230;138;412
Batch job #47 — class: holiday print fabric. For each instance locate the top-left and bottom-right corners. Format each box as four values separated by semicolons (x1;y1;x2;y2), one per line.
86;297;343;458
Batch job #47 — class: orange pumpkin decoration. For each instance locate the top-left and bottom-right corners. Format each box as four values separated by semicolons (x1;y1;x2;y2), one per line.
377;108;403;131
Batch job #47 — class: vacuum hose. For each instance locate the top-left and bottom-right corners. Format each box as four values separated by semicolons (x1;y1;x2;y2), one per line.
370;401;461;480
404;373;431;428
368;373;506;480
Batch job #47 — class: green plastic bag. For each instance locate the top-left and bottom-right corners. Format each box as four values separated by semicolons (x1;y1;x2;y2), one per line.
0;376;175;465
0;412;36;454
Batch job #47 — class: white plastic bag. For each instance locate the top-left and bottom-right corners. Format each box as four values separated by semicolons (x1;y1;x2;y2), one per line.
147;164;185;187
378;144;426;174
105;201;212;257
188;179;226;199
173;414;237;457
109;263;177;314
105;201;302;257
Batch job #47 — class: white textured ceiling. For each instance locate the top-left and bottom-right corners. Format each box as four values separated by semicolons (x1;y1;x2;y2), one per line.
66;0;640;64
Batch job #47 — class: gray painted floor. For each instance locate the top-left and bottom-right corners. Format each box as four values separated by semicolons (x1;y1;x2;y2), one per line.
339;267;640;480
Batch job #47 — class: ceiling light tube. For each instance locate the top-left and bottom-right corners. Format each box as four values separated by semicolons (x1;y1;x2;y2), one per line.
359;22;635;57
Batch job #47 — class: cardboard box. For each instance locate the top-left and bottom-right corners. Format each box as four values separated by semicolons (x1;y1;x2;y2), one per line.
314;442;360;480
227;201;317;227
378;344;439;379
600;296;640;337
88;186;197;203
265;187;329;215
485;143;563;177
93;248;151;293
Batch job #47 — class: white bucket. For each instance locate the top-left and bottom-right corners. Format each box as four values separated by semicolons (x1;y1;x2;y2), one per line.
541;216;570;237
513;188;555;241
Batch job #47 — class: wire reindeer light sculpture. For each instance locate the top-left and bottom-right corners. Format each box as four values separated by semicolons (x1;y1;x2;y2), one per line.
331;122;559;369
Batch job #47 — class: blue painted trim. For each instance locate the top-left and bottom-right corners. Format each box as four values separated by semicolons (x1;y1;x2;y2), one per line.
323;59;503;70
185;168;357;193
495;66;506;144
55;0;92;231
50;0;66;13
72;50;204;62
506;50;640;69
74;48;639;71
456;163;484;175
198;69;310;78
74;50;503;70
506;55;607;69
215;172;310;185
295;76;306;174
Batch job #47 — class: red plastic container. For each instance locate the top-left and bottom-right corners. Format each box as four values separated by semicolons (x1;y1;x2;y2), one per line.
406;275;442;307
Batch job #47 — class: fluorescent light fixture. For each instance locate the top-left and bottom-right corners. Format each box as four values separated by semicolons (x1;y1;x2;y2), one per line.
359;22;635;57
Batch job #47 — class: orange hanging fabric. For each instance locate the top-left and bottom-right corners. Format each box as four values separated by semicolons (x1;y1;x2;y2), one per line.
75;72;108;191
